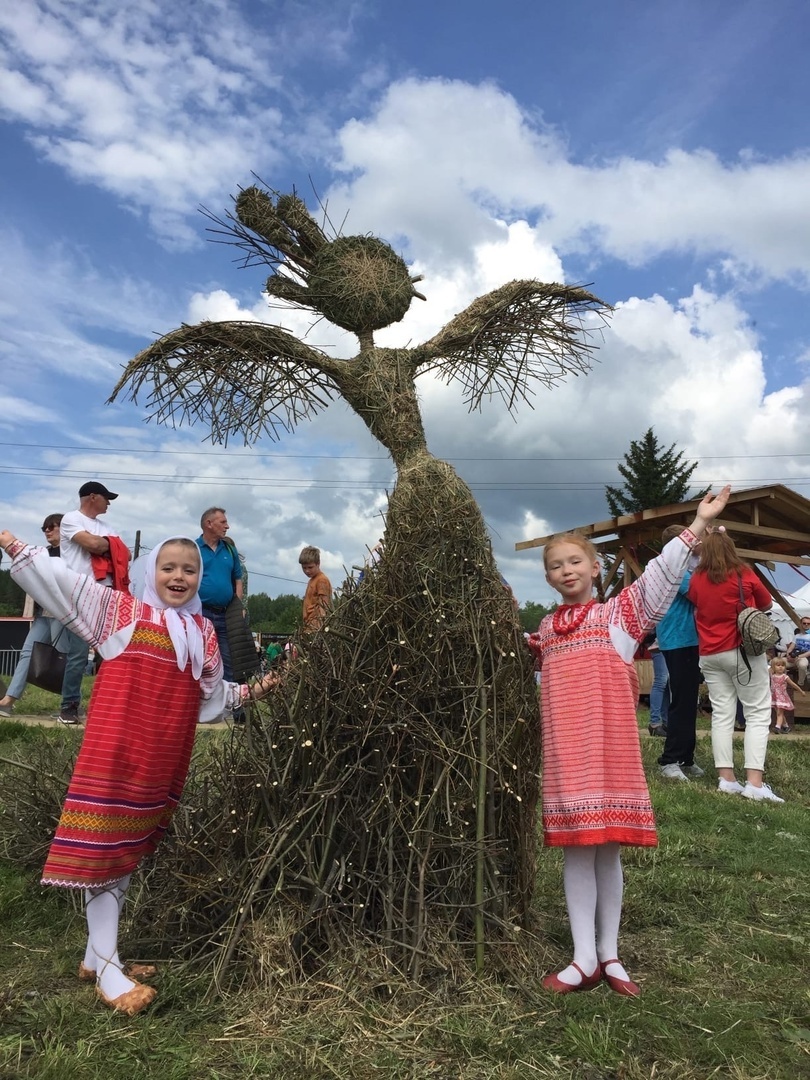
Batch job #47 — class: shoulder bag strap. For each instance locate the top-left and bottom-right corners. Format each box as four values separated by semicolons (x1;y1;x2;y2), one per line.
736;572;753;681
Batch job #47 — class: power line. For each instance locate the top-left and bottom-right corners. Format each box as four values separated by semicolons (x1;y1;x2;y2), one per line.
1;466;810;494
2;440;810;464
1;463;809;492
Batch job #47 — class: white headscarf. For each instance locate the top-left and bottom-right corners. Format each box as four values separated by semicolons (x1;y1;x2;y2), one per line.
104;535;205;679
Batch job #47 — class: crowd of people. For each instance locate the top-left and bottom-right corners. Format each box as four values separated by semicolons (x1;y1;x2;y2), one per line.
1;490;332;724
0;479;797;1012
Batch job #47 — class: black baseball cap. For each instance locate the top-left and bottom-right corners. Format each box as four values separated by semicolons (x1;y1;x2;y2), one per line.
79;481;119;500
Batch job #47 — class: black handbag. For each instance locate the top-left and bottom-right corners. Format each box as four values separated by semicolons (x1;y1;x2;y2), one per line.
224;595;261;683
28;638;68;695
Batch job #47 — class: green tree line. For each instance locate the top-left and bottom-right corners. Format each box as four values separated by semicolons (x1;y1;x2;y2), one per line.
0;569;26;617
245;591;554;636
246;592;302;634
2;572;553;636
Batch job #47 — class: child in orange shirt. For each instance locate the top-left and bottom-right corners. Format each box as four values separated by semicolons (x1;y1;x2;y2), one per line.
299;545;332;630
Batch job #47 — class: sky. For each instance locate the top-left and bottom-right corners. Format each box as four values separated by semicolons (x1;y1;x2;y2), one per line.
2;0;810;607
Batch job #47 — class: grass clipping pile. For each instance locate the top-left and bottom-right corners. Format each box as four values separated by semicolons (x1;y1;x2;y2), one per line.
133;454;541;986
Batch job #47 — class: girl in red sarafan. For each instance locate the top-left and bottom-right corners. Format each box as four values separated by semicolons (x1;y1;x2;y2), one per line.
0;529;274;1017
525;486;729;997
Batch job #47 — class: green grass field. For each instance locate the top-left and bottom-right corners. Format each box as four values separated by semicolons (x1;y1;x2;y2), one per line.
0;676;96;718
0;714;808;1079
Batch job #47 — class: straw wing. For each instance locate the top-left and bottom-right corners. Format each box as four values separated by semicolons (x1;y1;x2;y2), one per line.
109;320;343;445
417;280;609;413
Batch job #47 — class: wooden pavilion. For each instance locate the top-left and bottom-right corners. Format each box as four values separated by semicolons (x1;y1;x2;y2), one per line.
516;484;810;711
517;484;810;620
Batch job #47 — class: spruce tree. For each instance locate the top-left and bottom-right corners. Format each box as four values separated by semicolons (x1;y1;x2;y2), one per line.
605;428;705;516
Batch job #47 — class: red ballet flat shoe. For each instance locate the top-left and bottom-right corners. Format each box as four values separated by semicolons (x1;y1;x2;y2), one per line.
600;959;640;997
542;961;601;994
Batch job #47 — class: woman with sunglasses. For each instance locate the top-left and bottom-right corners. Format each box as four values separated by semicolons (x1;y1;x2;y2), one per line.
0;514;64;716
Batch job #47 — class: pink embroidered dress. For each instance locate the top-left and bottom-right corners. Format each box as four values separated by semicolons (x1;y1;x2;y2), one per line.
526;529;699;848
8;541;229;888
770;673;793;712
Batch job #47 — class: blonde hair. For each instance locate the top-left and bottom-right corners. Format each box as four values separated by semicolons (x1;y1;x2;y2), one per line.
542;532;597;570
299;545;321;565
543;532;603;601
770;656;787;674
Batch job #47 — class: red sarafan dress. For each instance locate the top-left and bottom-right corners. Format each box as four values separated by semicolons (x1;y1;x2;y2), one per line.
7;542;224;888
526;530;699;849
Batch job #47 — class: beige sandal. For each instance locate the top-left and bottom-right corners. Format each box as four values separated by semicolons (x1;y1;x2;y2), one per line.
96;981;157;1016
78;960;157;982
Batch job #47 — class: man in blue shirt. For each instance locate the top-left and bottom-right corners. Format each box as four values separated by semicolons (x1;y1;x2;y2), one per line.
196;506;243;682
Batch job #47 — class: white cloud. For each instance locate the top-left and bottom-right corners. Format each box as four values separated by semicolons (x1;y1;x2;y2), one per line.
0;394;61;428
329;78;810;285
0;1;285;244
0;228;175;388
4;17;810;609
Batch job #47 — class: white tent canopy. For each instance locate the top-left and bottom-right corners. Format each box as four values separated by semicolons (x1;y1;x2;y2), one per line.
768;587;810;649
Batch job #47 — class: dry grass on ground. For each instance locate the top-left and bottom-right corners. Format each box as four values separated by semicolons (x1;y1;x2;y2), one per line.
0;715;808;1079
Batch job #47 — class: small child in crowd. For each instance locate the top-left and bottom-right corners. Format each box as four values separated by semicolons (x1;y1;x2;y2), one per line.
769;655;803;733
525;485;730;996
299;545;332;630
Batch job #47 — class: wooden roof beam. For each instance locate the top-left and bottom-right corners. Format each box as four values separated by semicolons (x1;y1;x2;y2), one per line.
515;485;807;555
515;520;619;550
601;555;623;593
712;519;810;545
736;547;810;567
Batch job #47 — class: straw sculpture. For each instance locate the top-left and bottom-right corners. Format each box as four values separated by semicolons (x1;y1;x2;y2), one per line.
106;182;610;982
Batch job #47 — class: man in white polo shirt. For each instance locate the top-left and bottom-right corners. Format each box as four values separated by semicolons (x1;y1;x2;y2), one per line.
57;481;120;725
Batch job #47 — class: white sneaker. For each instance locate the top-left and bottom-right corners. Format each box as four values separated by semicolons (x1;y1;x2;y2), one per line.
681;763;705;777
660;763;688;781
741;782;785;803
718;778;745;795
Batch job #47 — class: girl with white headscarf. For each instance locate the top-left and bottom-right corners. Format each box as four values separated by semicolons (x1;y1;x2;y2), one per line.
0;531;246;1016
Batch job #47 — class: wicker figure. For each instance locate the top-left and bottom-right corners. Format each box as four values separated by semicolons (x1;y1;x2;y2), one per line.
110;184;609;981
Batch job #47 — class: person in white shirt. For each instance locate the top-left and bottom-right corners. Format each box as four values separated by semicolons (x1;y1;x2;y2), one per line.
57;481;120;725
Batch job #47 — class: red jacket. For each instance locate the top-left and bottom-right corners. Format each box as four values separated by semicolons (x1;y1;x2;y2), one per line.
90;535;131;593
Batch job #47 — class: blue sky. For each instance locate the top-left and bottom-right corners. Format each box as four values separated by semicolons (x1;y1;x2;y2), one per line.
2;0;810;605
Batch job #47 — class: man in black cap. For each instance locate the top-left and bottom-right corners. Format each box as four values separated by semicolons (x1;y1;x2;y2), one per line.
57;481;121;725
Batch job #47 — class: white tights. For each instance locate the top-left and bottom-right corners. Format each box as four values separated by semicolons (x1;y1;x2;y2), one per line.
555;844;629;986
83;875;136;1000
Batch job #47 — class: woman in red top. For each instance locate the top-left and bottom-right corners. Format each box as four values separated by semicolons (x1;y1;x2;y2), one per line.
687;529;782;802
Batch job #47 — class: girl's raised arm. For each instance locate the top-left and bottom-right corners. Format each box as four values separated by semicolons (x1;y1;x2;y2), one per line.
0;534;136;649
689;485;731;536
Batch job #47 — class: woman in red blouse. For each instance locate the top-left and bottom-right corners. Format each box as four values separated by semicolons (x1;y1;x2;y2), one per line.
687;529;782;802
